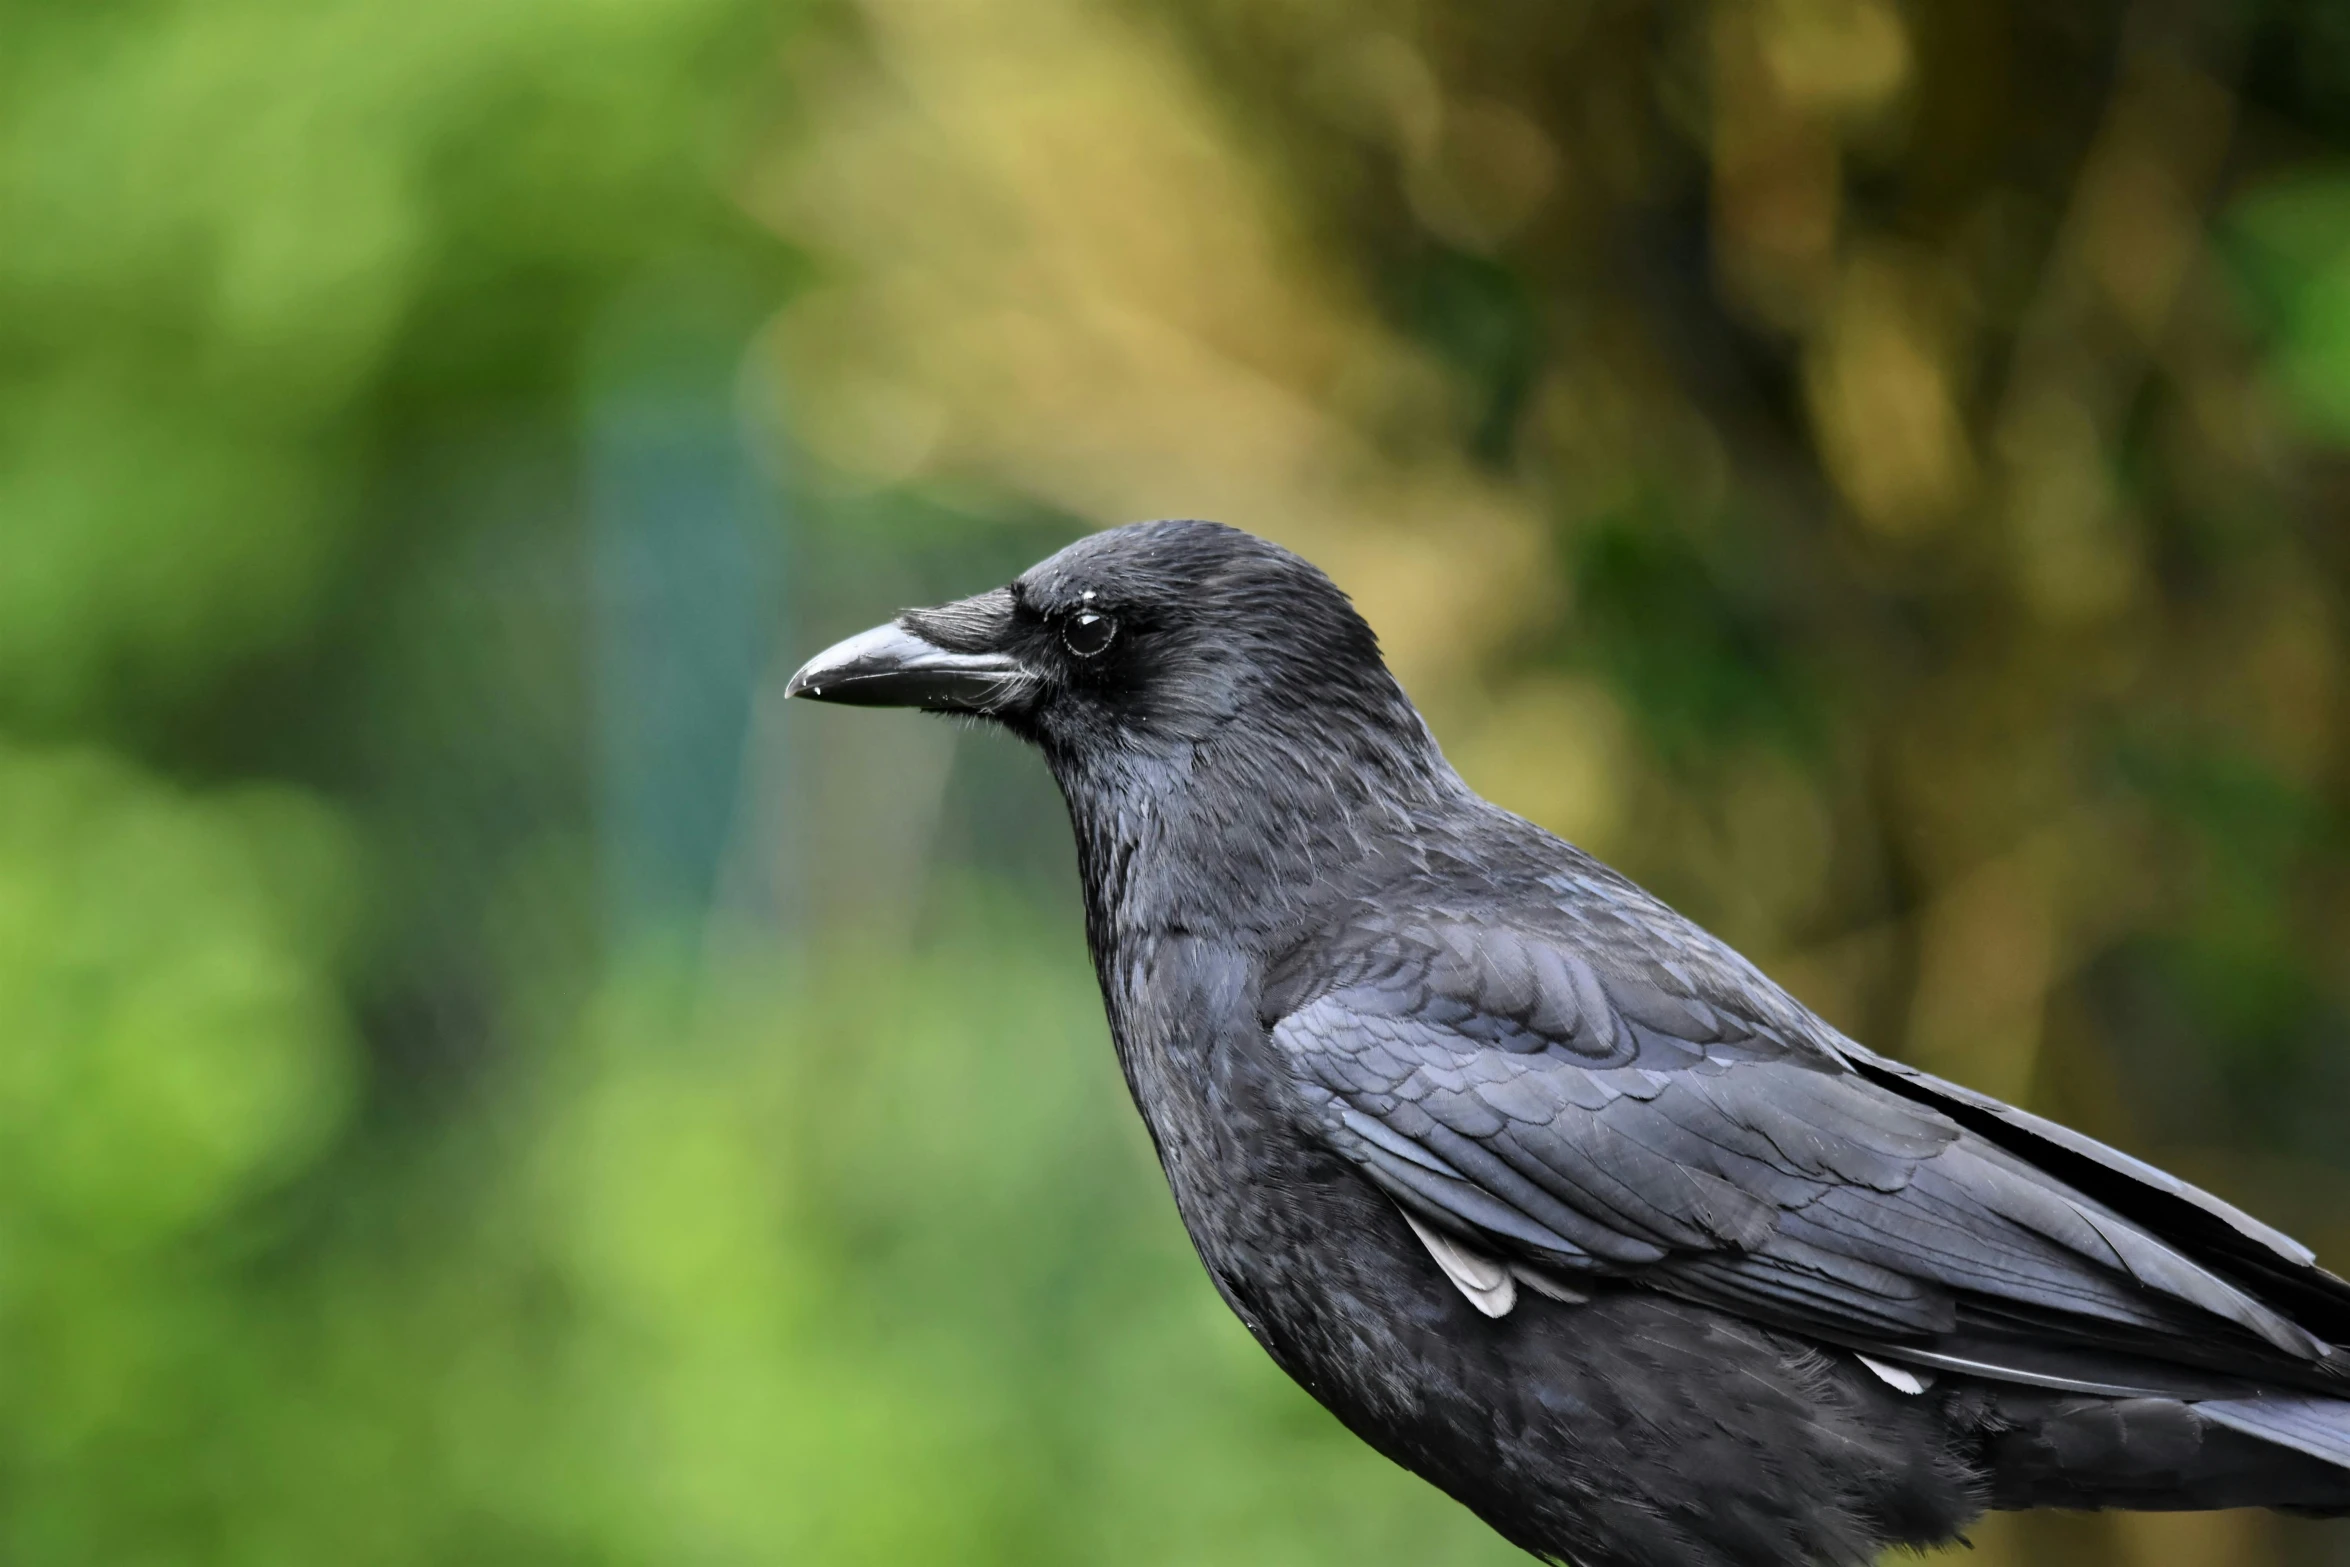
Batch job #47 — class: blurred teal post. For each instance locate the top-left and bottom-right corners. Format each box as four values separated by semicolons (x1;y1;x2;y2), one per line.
587;276;780;949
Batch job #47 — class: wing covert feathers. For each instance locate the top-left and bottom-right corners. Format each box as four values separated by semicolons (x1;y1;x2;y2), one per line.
1272;911;2350;1449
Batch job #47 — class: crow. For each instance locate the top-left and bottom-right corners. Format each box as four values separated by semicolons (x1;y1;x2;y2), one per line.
787;519;2350;1567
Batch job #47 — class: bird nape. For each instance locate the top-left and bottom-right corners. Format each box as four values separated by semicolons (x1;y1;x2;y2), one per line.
788;519;2350;1567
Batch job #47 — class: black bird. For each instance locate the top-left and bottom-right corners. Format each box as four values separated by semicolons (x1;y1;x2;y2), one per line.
788;519;2350;1566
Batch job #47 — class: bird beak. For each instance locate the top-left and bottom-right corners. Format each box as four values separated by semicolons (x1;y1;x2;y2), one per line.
786;603;1033;715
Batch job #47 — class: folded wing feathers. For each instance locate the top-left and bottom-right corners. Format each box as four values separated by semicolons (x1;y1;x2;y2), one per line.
1289;959;2345;1380
1412;1118;1669;1265
1851;1046;2322;1269
2068;1201;2327;1360
1662;1246;1953;1337
1355;1146;1599;1259
2197;1397;2350;1470
1514;1264;1591;1304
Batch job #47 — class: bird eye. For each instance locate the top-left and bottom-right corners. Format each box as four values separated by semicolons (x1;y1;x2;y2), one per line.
1063;609;1116;658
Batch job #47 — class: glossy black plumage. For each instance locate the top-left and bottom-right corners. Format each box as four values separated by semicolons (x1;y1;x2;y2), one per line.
789;519;2350;1566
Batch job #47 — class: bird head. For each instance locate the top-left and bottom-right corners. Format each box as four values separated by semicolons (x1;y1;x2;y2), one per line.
786;520;1422;768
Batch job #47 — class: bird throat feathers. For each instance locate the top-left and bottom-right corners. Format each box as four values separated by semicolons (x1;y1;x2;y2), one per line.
1045;689;1465;948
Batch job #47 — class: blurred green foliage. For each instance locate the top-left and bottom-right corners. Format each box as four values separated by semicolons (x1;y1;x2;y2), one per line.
2;0;2349;1563
2233;172;2350;442
0;1;1521;1561
0;0;763;733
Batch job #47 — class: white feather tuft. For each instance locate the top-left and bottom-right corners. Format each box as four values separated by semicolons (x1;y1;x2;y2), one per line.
1399;1209;1517;1318
1857;1354;1935;1395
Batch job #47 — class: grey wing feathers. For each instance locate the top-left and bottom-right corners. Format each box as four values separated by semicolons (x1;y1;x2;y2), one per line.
1844;1044;2350;1349
2200;1399;2350;1470
1272;916;2349;1408
1849;1046;2318;1267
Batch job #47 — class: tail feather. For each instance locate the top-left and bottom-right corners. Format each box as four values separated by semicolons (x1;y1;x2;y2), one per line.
2198;1395;2350;1471
1981;1390;2350;1515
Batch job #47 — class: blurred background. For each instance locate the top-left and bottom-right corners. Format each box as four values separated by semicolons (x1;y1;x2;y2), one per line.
2;0;2348;1562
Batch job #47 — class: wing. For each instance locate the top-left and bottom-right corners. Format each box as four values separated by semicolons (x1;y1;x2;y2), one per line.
1843;1044;2350;1347
1270;913;2350;1402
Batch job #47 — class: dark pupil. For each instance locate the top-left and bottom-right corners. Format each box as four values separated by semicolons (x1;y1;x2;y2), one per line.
1065;610;1115;657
